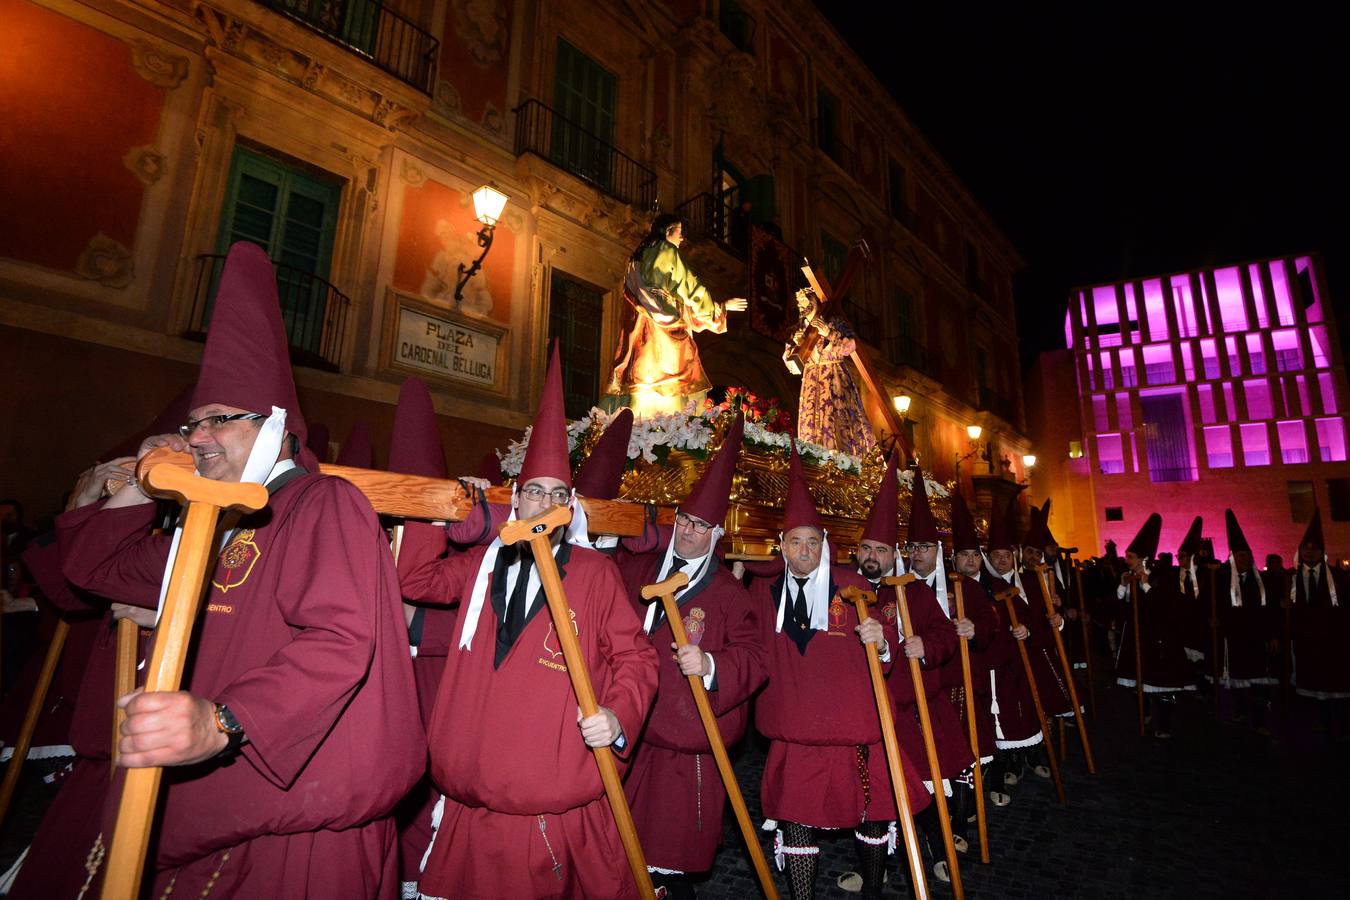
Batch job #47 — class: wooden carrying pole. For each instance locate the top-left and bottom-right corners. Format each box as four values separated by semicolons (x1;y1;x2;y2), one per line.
996;587;1066;805
838;583;929;900
133;448;657;537
1129;579;1146;737
1034;566;1096;774
112;620;138;772
882;577;964;899
499;506;655;900
0;619;70;826
950;576;990;864
641;573;779;900
1071;563;1097;718
101;458;269;900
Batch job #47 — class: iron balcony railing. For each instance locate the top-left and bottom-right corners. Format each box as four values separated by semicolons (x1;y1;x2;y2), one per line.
514;99;658;210
255;0;438;94
185;254;351;373
674;192;718;244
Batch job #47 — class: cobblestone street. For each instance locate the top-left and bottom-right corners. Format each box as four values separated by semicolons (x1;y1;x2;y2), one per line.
3;663;1346;898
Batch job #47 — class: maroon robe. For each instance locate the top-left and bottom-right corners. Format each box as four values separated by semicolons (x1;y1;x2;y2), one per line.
1018;568;1075;716
1291;563;1350;698
616;551;767;873
938;576;1003;760
753;564;930;828
1113;567;1196;691
1217;566;1280;686
979;572;1045;748
399;523;659;900
882;576;973;782
54;472;424;898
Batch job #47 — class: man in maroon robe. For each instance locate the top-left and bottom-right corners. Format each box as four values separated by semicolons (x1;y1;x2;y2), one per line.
979;498;1052;794
1217;509;1280;733
399;343;659;900
615;415;766;898
1289;509;1350;736
936;492;1002;846
1113;513;1196;739
49;243;424;898
753;444;929;900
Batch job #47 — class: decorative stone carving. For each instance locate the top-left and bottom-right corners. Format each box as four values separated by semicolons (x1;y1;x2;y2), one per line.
258;42;286;70
400;158;427;188
302;60;326;90
122;145;166;186
481;101;504;137
129;39;189;89
432;78;463;119
451;0;509;66
76;233;135;288
374;98;418;131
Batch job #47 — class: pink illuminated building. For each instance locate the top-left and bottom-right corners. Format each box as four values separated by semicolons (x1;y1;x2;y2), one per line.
1026;253;1350;561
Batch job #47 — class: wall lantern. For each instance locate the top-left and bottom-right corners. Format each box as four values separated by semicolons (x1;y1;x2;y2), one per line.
455;184;510;302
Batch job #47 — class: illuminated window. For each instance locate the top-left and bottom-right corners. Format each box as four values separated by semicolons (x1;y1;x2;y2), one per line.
1277;421;1309;464
1295;257;1323;324
1204;426;1233;468
1180;343;1195;381
1226;336;1241;377
1093;286;1121;347
1171;275;1200;338
1270;261;1297;326
1200;339;1220;379
1142;279;1169;341
1068;440;1083;459
1119;349;1138;387
1222;383;1236;422
1097;433;1125;474
1198;385;1217;425
1316;418;1347;462
1214;267;1248;332
1245;334;1267;374
1143;345;1175;385
1297;375;1312;417
1308;325;1332;369
1319;372;1338;415
1244;380;1272;420
1093;395;1110;431
1117;395;1133;430
1239;423;1270;466
1248;264;1270;328
1085;354;1097;390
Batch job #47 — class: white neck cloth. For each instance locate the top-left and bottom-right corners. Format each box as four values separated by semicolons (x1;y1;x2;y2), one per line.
775;532;832;633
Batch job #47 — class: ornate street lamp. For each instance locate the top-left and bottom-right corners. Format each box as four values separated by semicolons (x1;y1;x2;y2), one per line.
454;184;510;302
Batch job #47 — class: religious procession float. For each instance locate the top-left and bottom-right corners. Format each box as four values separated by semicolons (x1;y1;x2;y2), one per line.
494;388;951;559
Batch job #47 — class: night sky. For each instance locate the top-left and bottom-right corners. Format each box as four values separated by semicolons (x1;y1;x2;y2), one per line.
813;2;1348;367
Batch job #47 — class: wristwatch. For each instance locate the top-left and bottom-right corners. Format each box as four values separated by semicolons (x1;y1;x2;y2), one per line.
213;702;246;756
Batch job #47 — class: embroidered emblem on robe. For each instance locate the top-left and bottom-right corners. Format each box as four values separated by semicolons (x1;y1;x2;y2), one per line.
684;607;705;644
829;596;846;629
213;529;260;594
542;609;579;660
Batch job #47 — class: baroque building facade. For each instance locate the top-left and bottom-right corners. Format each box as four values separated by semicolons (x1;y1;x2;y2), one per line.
1;0;1029;521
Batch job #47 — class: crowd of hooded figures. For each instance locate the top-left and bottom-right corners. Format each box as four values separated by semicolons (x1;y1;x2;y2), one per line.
1;243;1346;900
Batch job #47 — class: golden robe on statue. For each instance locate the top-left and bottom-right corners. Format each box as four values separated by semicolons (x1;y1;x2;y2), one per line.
604;240;728;414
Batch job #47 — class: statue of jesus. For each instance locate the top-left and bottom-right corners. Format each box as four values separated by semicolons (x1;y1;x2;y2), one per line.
602;214;746;414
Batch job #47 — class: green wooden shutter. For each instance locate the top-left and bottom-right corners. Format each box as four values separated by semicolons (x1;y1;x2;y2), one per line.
552;39;617;191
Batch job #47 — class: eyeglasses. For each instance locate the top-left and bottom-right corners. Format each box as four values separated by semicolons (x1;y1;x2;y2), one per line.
675;512;713;534
906;542;938;552
519;484;571;505
178;413;265;438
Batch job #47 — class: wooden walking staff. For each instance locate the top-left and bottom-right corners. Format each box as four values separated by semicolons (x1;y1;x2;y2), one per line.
641;573;780;900
880;577;965;898
950;575;990;865
1128;576;1146;737
838;583;930;900
995;585;1066;806
112;620;138;772
1033;565;1096;774
1071;562;1097;718
499;505;656;900
0;620;70;826
101;456;269;900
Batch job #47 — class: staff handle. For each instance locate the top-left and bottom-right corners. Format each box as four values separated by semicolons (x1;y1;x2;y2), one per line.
102;462;268;900
1034;566;1096;774
499;508;655;900
640;575;779;900
0;619;70;826
951;577;990;864
839;584;929;900
997;588;1066;805
111;620;139;773
888;579;964;898
1071;562;1097;718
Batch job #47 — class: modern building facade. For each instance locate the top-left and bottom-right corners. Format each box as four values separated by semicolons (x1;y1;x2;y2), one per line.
2;0;1028;523
1028;253;1350;560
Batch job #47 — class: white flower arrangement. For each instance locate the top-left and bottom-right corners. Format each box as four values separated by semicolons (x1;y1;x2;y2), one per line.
898;466;949;498
497;405;866;478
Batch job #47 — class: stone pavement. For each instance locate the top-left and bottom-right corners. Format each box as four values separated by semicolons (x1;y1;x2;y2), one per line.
685;678;1349;899
1;666;1346;897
